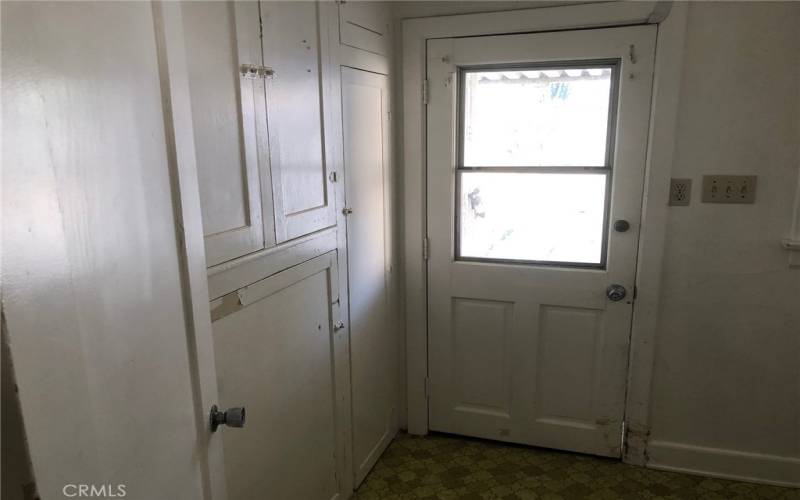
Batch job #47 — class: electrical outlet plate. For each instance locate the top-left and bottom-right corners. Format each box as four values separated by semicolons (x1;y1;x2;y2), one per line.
701;175;757;204
669;178;691;206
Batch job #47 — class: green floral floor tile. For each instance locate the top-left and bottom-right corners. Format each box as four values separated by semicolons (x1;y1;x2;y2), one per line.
355;433;799;500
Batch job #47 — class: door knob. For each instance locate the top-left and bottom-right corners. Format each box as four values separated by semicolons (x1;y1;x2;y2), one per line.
613;219;630;232
606;284;627;302
210;405;246;432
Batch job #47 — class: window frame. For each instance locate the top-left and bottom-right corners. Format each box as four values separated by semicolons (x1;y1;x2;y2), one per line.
454;59;622;269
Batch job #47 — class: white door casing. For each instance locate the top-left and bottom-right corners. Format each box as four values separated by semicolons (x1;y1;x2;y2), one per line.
426;26;656;457
340;67;397;486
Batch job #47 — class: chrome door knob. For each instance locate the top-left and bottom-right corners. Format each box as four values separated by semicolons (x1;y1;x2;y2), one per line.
210;405;246;432
606;284;627;302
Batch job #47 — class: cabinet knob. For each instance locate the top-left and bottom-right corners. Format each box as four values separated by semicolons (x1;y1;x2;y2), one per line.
210;405;246;432
342;207;353;216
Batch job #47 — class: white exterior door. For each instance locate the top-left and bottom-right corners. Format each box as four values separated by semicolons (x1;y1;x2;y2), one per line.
426;26;656;457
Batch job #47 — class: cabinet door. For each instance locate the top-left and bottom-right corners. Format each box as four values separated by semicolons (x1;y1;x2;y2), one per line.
261;1;337;242
341;67;398;485
210;252;350;500
339;1;391;56
181;1;274;267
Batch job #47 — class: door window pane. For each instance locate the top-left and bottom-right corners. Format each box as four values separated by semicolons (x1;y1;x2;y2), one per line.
462;67;613;167
458;172;607;264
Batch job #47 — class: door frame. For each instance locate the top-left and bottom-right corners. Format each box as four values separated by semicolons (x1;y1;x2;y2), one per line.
401;0;688;466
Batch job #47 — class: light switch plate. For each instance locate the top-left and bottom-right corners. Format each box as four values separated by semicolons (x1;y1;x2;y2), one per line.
669;178;692;206
701;175;757;204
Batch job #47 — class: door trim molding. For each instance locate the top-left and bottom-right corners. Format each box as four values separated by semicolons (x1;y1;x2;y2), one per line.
401;1;688;468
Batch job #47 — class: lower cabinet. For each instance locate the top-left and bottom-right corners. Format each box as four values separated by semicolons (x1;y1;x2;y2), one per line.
210;253;349;500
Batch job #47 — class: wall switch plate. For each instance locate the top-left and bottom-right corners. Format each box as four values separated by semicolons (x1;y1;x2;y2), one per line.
669;178;692;206
701;175;757;204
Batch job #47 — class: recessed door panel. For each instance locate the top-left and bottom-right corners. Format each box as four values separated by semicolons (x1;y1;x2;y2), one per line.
451;298;513;418
534;305;603;427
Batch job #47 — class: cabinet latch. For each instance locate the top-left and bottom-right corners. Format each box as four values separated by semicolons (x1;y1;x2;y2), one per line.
240;64;275;79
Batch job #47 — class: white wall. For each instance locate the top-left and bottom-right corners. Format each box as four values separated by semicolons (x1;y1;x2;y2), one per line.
646;1;800;485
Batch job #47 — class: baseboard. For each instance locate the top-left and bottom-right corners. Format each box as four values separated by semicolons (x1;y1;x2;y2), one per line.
646;440;800;488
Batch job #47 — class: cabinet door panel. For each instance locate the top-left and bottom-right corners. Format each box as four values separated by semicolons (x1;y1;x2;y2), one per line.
261;1;336;242
339;1;391;56
182;1;274;266
211;253;347;500
341;68;397;485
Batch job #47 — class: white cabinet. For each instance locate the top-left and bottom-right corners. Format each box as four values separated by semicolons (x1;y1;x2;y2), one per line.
341;67;398;486
210;253;350;500
185;1;337;268
181;1;273;267
262;2;338;243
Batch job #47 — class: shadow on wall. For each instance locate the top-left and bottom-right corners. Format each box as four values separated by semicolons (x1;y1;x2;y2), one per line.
2;313;37;500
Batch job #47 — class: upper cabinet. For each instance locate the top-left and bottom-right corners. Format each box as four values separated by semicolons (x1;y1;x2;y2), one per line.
338;1;391;56
261;2;337;243
181;1;273;267
183;1;336;268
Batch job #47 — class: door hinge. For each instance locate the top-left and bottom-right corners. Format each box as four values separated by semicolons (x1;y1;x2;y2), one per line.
424;377;431;398
422;79;429;105
633;285;638;300
328;171;338;183
422;236;429;260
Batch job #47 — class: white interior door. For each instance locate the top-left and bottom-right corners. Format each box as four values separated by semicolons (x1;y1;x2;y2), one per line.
426;26;656;457
340;67;397;486
2;2;225;498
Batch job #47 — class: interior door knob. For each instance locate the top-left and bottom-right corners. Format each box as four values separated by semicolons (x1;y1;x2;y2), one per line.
606;284;627;302
613;219;630;232
210;405;246;432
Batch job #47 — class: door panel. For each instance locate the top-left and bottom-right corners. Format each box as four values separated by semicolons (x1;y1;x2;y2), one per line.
451;298;513;418
2;2;214;498
211;253;344;500
426;26;656;457
182;1;273;267
262;2;337;242
341;67;397;485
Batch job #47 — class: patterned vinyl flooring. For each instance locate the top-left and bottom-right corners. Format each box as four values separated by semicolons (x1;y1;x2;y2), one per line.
355;433;799;500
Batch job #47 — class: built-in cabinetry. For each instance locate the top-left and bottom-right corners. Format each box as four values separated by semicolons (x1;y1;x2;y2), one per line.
182;0;397;498
183;1;337;269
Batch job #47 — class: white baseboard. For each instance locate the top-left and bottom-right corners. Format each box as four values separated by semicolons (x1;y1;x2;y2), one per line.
646;440;800;488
